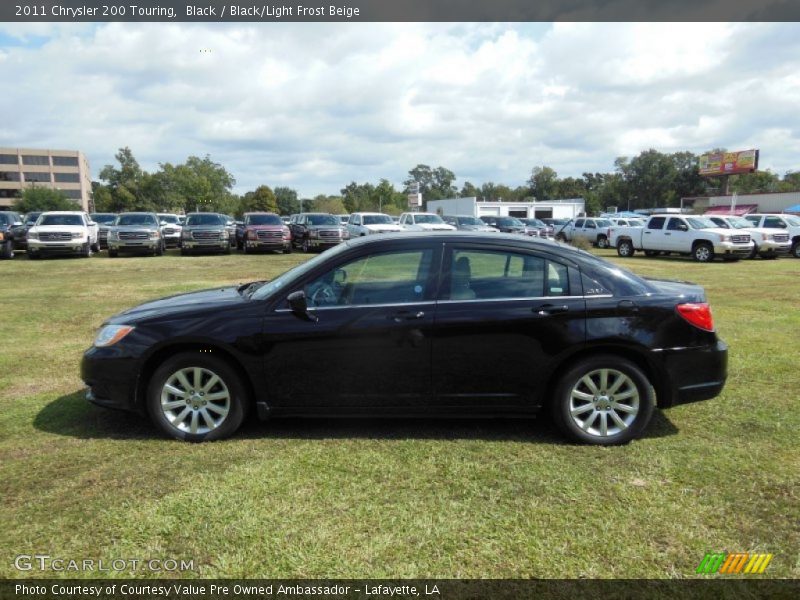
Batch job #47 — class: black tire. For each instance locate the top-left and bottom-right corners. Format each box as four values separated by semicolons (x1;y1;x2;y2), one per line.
761;253;778;260
748;243;758;260
28;249;40;260
146;352;248;442
596;235;609;249
224;245;231;255
180;249;189;256
91;242;100;253
791;241;800;259
692;242;714;262
283;244;292;254
155;241;165;256
555;233;567;243
1;242;13;260
243;242;250;254
302;238;311;253
550;355;655;445
108;249;118;258
644;250;658;257
81;241;92;258
616;239;635;257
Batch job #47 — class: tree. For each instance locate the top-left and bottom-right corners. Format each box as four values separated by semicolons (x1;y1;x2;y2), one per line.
91;182;114;212
157;155;236;213
404;164;457;200
527;166;559;200
241;185;278;214
460;181;479;197
13;186;76;213
340;181;375;213
98;147;151;212
309;195;346;214
274;187;300;215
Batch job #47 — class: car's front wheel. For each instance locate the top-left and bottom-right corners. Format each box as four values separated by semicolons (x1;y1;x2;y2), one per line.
146;353;248;442
551;356;655;445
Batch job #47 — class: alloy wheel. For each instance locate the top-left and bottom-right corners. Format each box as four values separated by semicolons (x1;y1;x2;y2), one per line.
159;367;231;435
567;368;640;438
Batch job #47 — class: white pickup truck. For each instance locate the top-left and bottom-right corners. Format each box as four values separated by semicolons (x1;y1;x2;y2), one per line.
743;213;800;258
707;215;791;259
26;211;99;258
554;217;614;248
610;214;753;262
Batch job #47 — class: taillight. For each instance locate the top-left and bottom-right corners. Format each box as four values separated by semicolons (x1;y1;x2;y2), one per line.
676;303;715;332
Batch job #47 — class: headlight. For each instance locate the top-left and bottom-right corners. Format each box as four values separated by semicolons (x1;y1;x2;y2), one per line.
222;231;230;239
109;231;118;240
150;231;160;240
182;230;192;239
310;230;319;238
94;324;135;347
72;232;83;239
762;234;773;241
342;229;350;239
719;235;730;243
27;231;38;240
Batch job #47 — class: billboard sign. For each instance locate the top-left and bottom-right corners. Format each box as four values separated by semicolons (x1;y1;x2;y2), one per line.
407;193;422;208
699;149;759;176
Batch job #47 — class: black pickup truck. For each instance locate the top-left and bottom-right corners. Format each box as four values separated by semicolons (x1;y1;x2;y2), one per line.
0;211;23;259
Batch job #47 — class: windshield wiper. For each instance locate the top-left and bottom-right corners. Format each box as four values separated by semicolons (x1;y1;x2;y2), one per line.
238;281;268;298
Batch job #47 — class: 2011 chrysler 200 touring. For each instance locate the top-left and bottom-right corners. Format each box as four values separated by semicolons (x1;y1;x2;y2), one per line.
81;232;728;445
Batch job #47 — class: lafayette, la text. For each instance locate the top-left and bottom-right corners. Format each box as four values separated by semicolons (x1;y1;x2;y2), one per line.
187;5;361;18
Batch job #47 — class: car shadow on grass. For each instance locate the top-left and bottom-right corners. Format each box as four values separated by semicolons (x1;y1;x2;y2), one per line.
35;390;679;444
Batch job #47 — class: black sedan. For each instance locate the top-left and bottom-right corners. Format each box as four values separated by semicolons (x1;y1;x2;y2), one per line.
81;232;728;444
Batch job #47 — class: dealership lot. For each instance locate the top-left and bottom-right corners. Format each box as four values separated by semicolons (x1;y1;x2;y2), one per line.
0;249;798;578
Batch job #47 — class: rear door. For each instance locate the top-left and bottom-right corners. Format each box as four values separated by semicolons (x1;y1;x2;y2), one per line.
641;216;667;250
431;243;586;412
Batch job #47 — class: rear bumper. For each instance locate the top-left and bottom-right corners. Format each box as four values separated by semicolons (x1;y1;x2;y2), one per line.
653;339;728;407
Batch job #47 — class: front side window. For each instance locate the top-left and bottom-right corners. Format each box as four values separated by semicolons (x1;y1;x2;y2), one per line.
446;249;570;300
304;249;434;307
763;216;785;229
667;218;687;231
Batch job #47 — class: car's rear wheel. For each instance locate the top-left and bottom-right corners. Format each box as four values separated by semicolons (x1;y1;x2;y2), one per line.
692;242;714;262
146;353;248;442
596;235;609;249
551;356;654;445
616;240;634;257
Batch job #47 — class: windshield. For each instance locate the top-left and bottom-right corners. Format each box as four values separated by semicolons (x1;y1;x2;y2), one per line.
414;214;445;224
25;212;42;223
725;217;753;229
90;213;117;224
116;214;157;226
38;214;83;226
522;218;546;227
252;242;351;300
497;217;523;227
458;216;485;226
686;217;718;229
595;219;612;227
784;215;800;226
246;214;282;225
307;215;339;226
628;219;644;227
158;214;180;224
363;215;394;225
186;214;223;226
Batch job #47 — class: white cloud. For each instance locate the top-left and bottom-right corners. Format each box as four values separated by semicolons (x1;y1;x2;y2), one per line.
1;22;799;196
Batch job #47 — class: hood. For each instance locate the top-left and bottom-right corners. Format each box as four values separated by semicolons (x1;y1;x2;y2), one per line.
462;225;499;232
700;227;747;238
108;286;247;324
113;224;159;231
364;224;404;232
417;223;456;231
245;224;284;231
31;224;86;232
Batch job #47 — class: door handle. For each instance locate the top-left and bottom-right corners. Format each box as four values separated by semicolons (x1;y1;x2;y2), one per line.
664;232;671;236
533;304;569;316
617;299;639;313
390;310;425;322
644;231;651;234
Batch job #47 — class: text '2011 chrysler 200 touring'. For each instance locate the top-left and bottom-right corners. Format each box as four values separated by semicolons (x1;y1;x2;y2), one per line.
82;232;728;445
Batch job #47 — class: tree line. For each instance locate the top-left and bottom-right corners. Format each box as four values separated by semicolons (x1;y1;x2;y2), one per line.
12;146;800;216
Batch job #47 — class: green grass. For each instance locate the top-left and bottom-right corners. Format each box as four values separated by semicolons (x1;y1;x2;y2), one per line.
1;248;798;579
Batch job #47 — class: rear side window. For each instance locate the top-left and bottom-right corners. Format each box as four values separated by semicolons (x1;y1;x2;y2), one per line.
647;217;666;230
445;248;570;300
574;219;585;228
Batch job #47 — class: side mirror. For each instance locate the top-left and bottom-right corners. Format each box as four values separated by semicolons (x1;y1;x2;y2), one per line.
12;221;22;227
287;290;318;322
160;221;168;226
679;224;689;231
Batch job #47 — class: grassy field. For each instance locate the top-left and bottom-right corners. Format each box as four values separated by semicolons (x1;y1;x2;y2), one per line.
1;248;798;579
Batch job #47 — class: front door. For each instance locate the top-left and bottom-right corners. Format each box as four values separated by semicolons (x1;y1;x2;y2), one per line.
262;245;441;412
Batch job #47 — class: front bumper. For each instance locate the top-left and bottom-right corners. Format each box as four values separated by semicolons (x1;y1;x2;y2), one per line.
714;241;753;257
756;240;791;255
162;233;182;247
28;240;85;254
246;239;291;250
109;239;159;252
183;240;229;251
654;339;728;408
308;238;344;248
81;347;142;414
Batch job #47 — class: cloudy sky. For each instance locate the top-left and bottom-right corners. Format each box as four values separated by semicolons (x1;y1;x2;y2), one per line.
1;22;799;196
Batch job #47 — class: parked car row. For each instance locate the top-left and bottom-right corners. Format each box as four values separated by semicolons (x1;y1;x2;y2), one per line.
608;213;800;262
